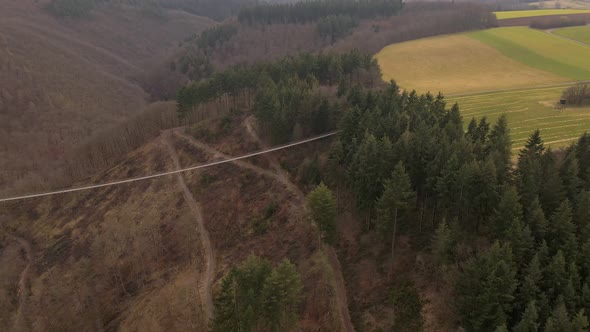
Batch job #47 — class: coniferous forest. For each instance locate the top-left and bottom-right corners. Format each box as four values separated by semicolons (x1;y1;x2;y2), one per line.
177;47;590;328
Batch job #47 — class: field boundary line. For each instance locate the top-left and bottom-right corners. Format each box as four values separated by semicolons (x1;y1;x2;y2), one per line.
546;29;590;48
447;80;590;98
0;131;338;203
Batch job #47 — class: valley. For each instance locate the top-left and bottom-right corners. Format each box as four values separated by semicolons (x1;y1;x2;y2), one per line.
3;1;590;331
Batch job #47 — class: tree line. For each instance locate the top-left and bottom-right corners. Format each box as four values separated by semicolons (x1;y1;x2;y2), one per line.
238;0;403;25
327;80;590;330
176;51;379;141
317;15;359;44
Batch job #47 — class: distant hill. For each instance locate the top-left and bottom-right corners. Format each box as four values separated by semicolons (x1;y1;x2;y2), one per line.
0;0;214;194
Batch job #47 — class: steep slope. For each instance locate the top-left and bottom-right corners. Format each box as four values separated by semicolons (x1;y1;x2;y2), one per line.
0;0;213;195
0;121;344;330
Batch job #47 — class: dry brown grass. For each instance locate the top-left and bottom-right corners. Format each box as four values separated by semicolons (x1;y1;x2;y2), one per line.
1;128;343;330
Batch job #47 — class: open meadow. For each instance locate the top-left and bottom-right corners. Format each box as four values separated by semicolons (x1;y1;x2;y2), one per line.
553;24;590;44
493;9;590;19
448;85;590;150
375;26;590;150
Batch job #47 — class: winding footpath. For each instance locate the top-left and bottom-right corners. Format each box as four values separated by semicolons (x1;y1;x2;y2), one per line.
164;135;215;321
173;126;354;331
241;120;355;332
9;234;32;332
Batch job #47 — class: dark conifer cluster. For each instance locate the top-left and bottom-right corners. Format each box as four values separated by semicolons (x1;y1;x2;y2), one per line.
331;81;590;331
238;0;403;25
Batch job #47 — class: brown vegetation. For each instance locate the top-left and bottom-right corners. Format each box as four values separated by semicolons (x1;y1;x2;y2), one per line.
0;0;213;196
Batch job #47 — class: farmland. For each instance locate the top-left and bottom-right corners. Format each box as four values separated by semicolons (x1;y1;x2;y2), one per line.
493;9;590;19
375;26;590;150
553;24;590;45
448;85;590;150
374;34;566;94
469;27;590;80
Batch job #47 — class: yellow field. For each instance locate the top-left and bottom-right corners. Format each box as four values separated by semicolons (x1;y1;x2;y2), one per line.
494;9;590;19
374;34;566;94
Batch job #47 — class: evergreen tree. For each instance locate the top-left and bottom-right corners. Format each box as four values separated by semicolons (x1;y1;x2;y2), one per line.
571;310;590;331
517;130;545;209
261;259;303;331
544;251;568;304
455;242;517;331
212;256;303;332
561;153;582;204
307;182;337;244
547;201;578;260
491;186;522;240
348;133;383;211
526;197;548;244
540;150;565;216
513;301;539;332
574;191;590;240
376;162;416;262
543;299;575;332
431;220;454;266
488;115;512;184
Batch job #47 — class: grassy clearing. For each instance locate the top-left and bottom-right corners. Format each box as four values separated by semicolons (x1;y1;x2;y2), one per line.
553;25;590;44
494;9;590;19
469;27;590;80
374;34;567;94
528;0;590;10
448;85;590;150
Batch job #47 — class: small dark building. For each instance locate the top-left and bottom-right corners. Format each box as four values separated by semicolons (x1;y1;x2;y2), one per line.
560;98;567;105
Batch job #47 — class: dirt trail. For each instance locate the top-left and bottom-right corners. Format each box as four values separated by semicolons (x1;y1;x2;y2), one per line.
546;28;590;48
164;134;215;320
173;128;303;203
173;125;353;331
8;234;32;332
241;119;355;332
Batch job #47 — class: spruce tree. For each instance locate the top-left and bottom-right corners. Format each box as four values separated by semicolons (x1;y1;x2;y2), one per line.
491;186;523;240
513;301;539;332
376;162;415;263
307;182;337;244
455;242;517;331
488;115;512;184
547;201;578;260
526;197;548;244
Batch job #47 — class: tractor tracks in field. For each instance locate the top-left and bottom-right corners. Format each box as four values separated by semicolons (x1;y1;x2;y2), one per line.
164;134;215;321
8;234;32;332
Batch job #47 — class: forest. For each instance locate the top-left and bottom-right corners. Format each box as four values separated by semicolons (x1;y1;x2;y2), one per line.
323;81;590;331
237;0;404;25
175;45;590;327
177;51;379;143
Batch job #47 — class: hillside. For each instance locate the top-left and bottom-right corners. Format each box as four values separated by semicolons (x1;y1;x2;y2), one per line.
0;0;214;195
0;117;346;331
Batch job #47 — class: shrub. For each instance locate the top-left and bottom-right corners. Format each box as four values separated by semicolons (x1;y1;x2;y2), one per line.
563;83;590;106
530;16;586;29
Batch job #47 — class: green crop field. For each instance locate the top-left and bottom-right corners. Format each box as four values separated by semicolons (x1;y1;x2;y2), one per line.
494;9;590;19
469;27;590;80
375;26;590;150
448;85;590;150
553;25;590;45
